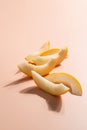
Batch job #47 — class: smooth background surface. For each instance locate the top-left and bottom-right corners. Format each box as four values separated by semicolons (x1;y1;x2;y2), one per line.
0;0;87;130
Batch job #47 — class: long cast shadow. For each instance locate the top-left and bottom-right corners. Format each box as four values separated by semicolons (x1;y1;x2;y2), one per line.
20;86;62;112
3;76;31;87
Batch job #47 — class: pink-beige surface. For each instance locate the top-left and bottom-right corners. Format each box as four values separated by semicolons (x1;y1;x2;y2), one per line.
0;0;87;130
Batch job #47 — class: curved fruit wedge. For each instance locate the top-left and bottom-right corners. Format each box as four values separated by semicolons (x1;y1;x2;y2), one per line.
18;57;59;77
31;71;70;96
40;48;60;56
45;72;82;96
25;48;68;65
25;41;50;61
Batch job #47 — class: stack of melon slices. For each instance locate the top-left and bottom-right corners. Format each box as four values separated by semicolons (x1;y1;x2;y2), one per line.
18;41;82;96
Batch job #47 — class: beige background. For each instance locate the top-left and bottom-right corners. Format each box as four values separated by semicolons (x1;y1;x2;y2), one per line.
0;0;87;130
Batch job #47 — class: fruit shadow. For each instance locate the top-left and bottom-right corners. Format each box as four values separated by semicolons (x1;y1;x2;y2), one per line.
20;86;62;112
3;76;31;87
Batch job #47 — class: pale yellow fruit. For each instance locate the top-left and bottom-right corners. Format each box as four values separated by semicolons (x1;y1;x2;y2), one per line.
45;72;82;96
40;48;60;56
18;57;59;77
25;41;50;61
31;71;70;96
25;48;68;65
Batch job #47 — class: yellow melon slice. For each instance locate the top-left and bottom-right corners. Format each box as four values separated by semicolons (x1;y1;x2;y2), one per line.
25;48;68;65
25;41;50;61
45;72;82;96
31;71;69;96
18;57;59;77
